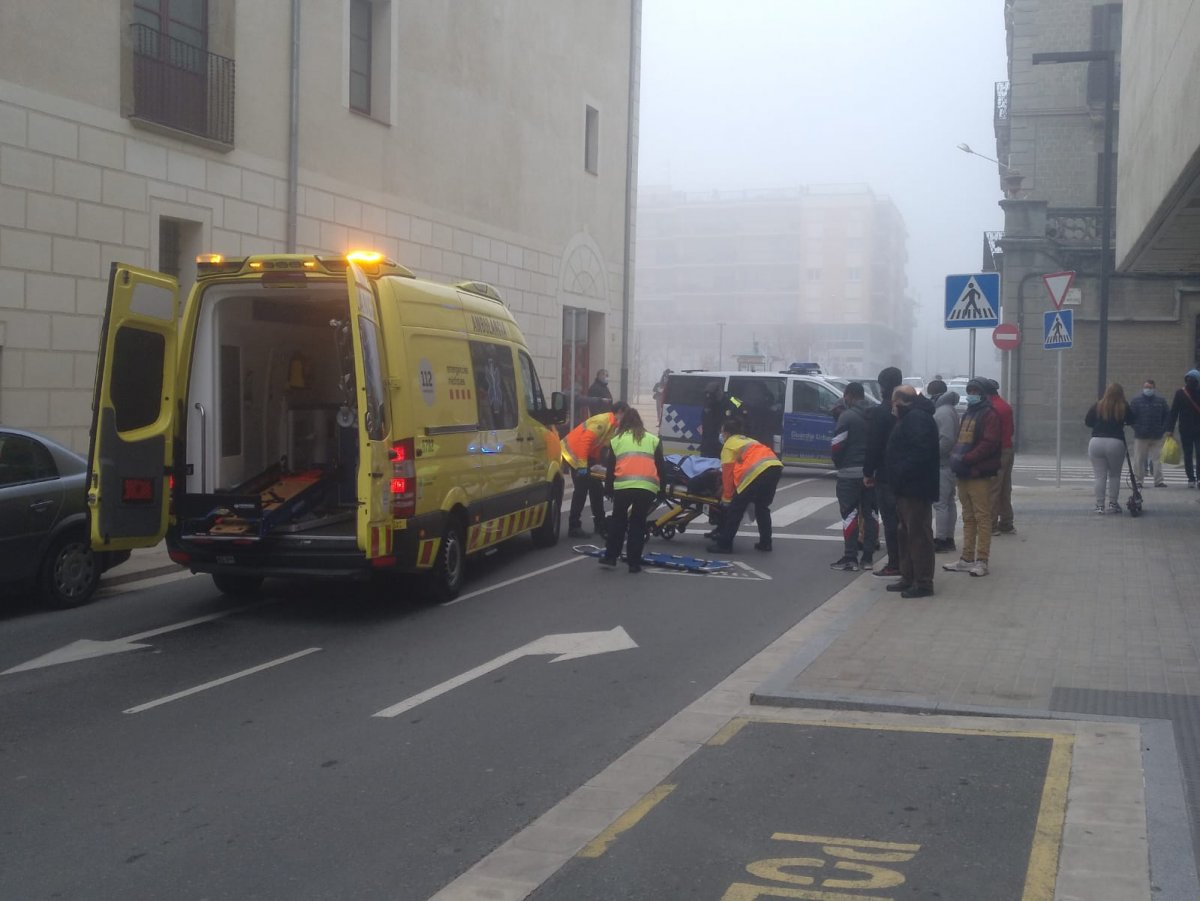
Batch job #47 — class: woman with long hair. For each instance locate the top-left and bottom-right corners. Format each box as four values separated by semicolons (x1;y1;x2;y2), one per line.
1085;382;1136;514
601;407;666;573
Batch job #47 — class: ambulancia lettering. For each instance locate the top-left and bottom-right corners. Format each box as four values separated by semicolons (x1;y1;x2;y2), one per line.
469;314;508;339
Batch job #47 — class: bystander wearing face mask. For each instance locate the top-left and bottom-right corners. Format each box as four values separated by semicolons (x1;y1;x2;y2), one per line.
965;393;983;406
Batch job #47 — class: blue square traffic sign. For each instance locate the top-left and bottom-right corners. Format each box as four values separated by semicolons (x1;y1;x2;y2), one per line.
944;273;1001;329
1044;309;1073;350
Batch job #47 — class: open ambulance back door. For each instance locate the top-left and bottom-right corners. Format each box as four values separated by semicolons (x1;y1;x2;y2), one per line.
88;264;179;551
345;259;393;562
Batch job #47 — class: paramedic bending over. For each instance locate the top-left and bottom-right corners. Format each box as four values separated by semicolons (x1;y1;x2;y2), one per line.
707;416;783;554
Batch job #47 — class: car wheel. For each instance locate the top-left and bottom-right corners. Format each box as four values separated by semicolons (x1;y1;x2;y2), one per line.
211;573;264;597
39;531;100;609
530;482;563;548
426;519;466;602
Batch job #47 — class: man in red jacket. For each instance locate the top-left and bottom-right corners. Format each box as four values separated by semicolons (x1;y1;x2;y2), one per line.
943;378;1002;578
984;379;1016;535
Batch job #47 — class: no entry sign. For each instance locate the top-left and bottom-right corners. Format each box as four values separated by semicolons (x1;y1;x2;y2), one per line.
992;323;1020;351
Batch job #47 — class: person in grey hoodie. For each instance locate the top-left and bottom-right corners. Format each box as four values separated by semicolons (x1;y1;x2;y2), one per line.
829;382;877;572
925;378;961;553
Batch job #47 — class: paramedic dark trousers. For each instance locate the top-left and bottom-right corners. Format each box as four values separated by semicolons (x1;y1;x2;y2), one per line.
569;468;606;530
605;488;656;564
716;467;781;549
836;477;877;561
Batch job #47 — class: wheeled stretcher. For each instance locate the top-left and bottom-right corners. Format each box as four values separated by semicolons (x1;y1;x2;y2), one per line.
646;455;724;540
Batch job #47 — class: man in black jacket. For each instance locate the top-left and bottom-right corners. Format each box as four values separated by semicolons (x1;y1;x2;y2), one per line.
883;385;941;597
862;366;903;576
829;382;876;571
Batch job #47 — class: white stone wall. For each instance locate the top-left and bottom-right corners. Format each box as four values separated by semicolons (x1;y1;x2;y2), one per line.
0;1;636;451
1116;0;1200;266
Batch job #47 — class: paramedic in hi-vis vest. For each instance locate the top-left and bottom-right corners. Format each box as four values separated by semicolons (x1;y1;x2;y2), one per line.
562;401;629;538
707;416;783;554
601;408;666;573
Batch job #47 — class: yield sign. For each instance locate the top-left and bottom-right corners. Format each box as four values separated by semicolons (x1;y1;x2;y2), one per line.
1043;271;1075;310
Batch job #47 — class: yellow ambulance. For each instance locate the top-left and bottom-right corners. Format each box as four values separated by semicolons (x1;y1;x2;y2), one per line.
88;252;567;600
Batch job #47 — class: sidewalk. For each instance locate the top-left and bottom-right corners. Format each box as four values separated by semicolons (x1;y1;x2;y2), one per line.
754;476;1200;897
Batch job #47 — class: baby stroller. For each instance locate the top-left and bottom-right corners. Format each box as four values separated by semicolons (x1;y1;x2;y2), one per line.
647;455;724;540
1123;443;1143;517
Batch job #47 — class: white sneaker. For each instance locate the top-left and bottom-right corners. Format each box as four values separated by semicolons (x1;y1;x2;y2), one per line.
942;558;974;573
968;560;989;577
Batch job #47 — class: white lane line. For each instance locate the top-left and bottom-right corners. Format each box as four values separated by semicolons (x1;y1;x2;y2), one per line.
123;648;321;714
440;555;588;607
774;477;818;492
826;520;842;530
735;531;841;542
769;495;839;528
734;560;772;580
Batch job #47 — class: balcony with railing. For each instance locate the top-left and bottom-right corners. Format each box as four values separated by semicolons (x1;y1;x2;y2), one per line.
1045;208;1115;249
131;23;234;145
982;230;1004;272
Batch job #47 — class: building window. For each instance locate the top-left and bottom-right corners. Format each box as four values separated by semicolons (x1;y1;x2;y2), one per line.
1088;3;1122;105
807;268;822;283
130;0;234;144
349;0;372;114
160;219;182;278
585;106;600;174
847;267;862;282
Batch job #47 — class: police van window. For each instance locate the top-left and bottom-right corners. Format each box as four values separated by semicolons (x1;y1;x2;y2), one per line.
111;327;165;432
518;351;546;411
470;342;518;431
664;375;713;407
793;380;839;414
729;376;785;412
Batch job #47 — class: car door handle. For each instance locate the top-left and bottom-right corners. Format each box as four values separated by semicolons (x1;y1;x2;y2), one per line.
28;499;54;512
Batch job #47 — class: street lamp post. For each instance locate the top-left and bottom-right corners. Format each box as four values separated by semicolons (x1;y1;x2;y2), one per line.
1032;49;1116;399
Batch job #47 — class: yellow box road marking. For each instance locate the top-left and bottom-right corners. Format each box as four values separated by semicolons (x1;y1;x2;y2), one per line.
576;784;676;859
707;715;1075;901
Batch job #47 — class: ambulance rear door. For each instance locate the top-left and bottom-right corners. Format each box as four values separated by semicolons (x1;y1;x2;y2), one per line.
345;261;393;560
88;264;179;550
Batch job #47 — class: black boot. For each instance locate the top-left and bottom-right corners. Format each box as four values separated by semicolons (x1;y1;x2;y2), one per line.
593;515;608;539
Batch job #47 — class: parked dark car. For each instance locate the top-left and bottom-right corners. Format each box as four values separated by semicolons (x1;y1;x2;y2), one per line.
0;427;129;607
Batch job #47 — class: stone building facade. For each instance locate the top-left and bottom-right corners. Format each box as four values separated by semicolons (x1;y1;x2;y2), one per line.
0;1;641;451
993;0;1195;452
634;184;912;389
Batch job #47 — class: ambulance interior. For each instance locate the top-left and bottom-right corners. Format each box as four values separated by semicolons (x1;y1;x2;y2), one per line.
182;283;362;539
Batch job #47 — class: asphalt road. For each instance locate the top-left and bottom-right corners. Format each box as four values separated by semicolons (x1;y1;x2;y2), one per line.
1;471;857;901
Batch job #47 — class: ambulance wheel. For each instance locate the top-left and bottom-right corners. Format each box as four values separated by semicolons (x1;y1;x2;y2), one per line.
531;483;563;548
427;519;466;602
212;573;263;597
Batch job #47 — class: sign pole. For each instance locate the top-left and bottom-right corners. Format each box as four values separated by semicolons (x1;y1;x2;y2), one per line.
1056;350;1062;488
968;329;976;379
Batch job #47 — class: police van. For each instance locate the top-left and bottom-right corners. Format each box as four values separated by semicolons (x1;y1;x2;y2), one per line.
88;252;566;601
658;369;851;466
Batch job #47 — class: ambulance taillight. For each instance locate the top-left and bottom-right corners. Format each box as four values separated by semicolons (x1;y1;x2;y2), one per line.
390;439;416;517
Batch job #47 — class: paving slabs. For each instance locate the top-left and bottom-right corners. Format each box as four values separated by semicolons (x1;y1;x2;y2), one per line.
536;716;1068;901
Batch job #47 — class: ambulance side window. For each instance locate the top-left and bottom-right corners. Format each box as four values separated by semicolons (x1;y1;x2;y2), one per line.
469;341;518;430
518;351;546;412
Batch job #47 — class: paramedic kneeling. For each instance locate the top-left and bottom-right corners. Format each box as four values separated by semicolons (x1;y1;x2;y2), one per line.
601;408;666;574
707;417;783;554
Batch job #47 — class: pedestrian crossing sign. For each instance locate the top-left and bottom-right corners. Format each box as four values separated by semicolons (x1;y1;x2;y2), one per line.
1043;309;1073;349
944;273;1001;329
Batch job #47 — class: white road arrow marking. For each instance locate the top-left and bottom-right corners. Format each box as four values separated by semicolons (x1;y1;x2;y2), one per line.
372;626;638;718
1;603;265;675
